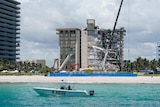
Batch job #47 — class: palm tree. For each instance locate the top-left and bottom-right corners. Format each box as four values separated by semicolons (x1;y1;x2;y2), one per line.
149;59;157;71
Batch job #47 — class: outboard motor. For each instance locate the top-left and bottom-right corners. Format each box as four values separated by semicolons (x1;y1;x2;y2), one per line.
89;90;94;96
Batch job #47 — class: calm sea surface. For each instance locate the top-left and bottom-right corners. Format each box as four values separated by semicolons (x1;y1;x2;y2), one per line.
0;83;160;107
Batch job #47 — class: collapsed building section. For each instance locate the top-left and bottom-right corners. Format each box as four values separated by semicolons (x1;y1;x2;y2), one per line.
56;19;126;71
81;19;126;71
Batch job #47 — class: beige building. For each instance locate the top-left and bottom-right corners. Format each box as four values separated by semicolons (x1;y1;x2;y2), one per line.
21;59;46;68
56;28;81;71
32;59;46;68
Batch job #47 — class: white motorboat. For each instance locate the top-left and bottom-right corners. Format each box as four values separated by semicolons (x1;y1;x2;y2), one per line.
33;80;94;97
33;87;94;97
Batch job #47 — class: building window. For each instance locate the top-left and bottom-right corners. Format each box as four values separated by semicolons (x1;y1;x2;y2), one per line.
70;30;75;34
88;30;95;36
71;41;75;45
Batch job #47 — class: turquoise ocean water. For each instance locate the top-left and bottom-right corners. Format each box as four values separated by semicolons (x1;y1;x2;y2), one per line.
0;83;160;107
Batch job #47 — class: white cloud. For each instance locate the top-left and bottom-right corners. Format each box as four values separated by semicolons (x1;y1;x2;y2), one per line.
124;42;157;61
17;0;160;66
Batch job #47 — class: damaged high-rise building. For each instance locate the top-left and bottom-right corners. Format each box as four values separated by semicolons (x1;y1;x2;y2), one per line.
56;19;126;71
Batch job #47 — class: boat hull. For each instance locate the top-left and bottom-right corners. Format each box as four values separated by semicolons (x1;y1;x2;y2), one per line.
33;87;94;97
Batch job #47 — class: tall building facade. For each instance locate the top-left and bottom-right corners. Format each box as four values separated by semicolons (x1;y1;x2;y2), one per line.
56;19;126;71
0;0;20;62
56;28;81;71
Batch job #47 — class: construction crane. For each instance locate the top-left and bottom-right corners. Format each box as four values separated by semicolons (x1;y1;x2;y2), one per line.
109;0;124;49
69;63;80;71
108;0;124;71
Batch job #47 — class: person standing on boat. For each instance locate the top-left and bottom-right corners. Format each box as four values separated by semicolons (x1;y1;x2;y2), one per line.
60;80;65;89
68;85;71;90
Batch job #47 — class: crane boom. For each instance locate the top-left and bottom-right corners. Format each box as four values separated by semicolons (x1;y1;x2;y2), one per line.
109;0;124;49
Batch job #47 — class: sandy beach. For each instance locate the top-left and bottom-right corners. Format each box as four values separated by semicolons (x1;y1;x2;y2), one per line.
0;76;160;84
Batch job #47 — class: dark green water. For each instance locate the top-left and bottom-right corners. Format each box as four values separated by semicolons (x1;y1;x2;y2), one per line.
0;83;160;107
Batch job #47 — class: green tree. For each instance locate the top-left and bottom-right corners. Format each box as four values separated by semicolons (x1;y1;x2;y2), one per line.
122;57;159;73
149;59;157;71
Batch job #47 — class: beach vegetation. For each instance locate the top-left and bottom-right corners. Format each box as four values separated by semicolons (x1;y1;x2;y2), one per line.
1;57;160;75
0;58;52;75
39;66;51;73
82;69;93;73
122;57;160;74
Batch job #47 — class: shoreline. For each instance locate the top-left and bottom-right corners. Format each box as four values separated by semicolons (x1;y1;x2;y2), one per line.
0;76;160;84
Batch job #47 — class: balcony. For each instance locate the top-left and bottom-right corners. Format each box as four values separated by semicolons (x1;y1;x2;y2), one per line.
0;13;17;22
0;38;16;43
0;4;20;13
0;55;15;59
16;27;20;30
16;19;20;22
16;48;20;51
0;50;17;55
0;41;16;47
0;32;17;38
0;8;18;17
0;45;18;51
16;22;20;26
16;14;20;18
0;27;17;34
0;18;17;25
0;54;19;60
16;53;20;56
0;22;17;30
16;36;20;39
16;10;20;14
15;56;20;59
16;41;20;47
16;5;20;9
0;0;19;9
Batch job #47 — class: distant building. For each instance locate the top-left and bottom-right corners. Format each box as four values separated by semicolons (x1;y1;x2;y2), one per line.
56;19;126;71
32;59;46;68
20;59;46;68
156;42;160;60
0;0;20;62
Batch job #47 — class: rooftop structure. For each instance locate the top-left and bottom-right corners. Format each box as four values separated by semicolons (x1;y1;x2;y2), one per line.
0;0;20;61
